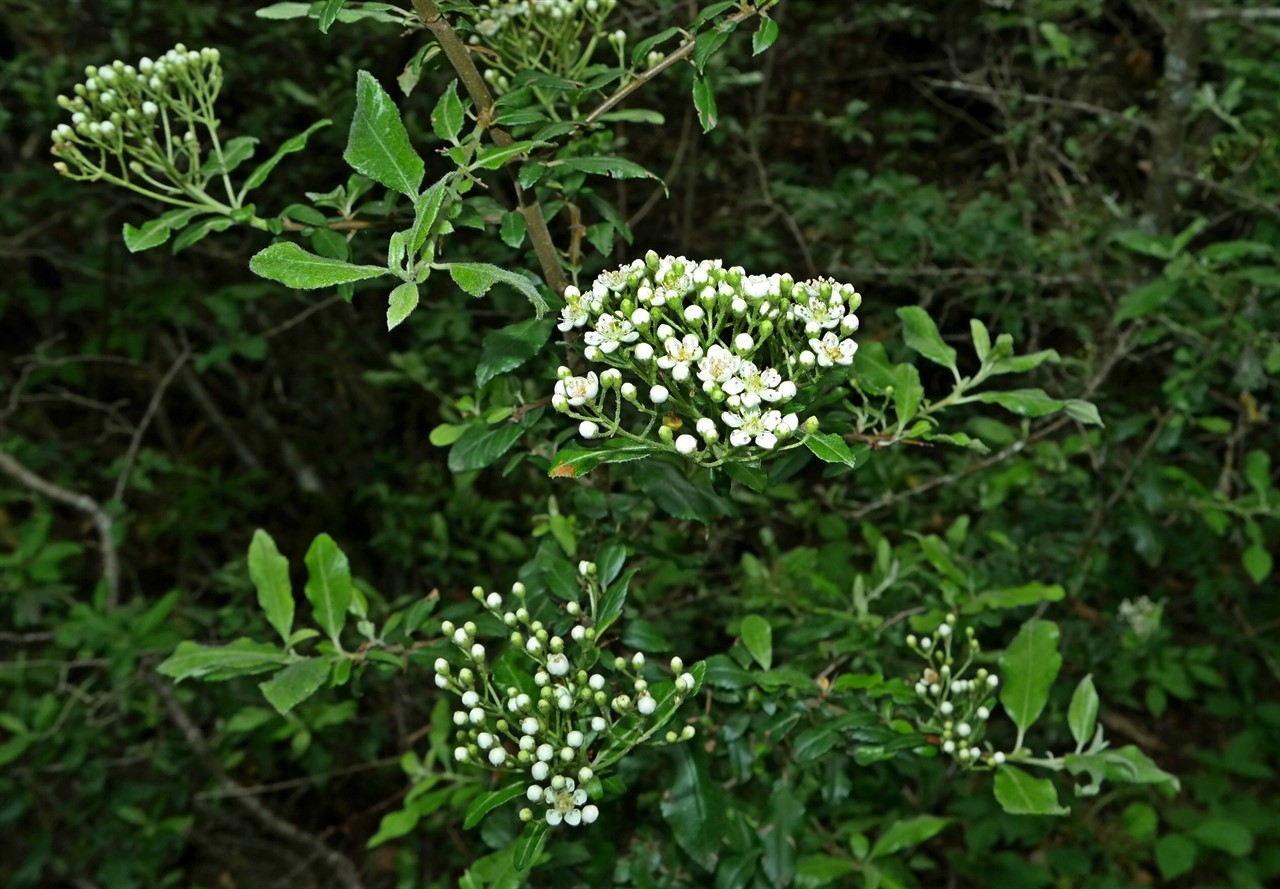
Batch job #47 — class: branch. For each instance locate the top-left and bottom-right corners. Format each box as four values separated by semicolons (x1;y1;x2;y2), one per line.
411;0;569;295
113;347;190;502
1195;7;1280;21
0;450;120;607
919;77;1151;130
149;675;365;889
582;1;777;128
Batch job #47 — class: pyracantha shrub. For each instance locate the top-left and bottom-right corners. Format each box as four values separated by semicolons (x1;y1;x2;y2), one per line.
552;251;861;465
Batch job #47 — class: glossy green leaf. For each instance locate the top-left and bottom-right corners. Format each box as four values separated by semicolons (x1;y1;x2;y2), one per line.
963;582;1065;613
993;766;1068;815
692;74;718;132
345;70;424;197
446;262;549;317
548;440;658;477
248;529;294;643
897;306;958;370
432;79;466;144
244;119;332;191
1067;674;1099;749
157;639;289;682
447;410;542;473
693;27;731;73
304;533;352;646
249;242;388;289
259;657;332;714
753;17;780;55
318;0;345;32
761;781;805;885
740;615;773;670
463;782;526;830
999;619;1062;734
1115;277;1178;322
475;317;553;388
660;745;727;871
803;432;863;469
632;460;734;523
512;821;549;871
974;388;1066;418
870;815;952;859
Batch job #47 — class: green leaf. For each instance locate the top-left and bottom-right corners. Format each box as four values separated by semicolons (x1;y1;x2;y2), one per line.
693;27;731;73
897;306;958;370
1243;545;1273;583
476;317;553;388
170;216;233;253
499;210;527;248
893;363;923;426
446;262;549;317
660;745;727;871
248;530;294;643
1189;818;1253;857
304;533;353;646
259;657;333;714
999;620;1062;734
513;821;550;871
974;388;1066;418
692;74;718;133
157;639;289;682
762;781;805;886
249;242;388;289
387;281;419;330
802;432;863;469
724;461;768;492
988;349;1061;375
345;70;424;197
318;0;345;32
1155;834;1198;880
1063;399;1104;426
632;460;733;523
753;16;780;55
200;135;259;176
244;119;332;192
1115;278;1178;323
1113;229;1173;260
463;783;526;830
739;615;773;670
870;815;952;859
447;410;542;473
1101;746;1180;792
409;179;450;253
963;583;1065;613
432;79;467;144
548;440;658;477
472;140;539;170
993;766;1068;815
550;156;663;187
122;208;207;252
970;318;991;362
1067;675;1099;749
595;108;665;125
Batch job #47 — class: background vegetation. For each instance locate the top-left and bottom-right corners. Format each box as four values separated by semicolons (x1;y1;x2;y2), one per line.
2;0;1277;887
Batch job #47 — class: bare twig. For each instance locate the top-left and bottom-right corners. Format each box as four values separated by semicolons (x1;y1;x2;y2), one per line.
1142;0;1206;233
1195;7;1280;21
149;675;366;889
112;347;190;502
0;450;120;607
919;77;1151;131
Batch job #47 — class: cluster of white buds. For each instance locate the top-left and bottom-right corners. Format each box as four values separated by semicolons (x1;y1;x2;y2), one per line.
553;251;861;465
434;563;699;828
1117;595;1162;644
49;45;230;204
906;614;1004;768
467;0;619;86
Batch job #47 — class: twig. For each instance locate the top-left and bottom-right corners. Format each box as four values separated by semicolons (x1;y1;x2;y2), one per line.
157;333;264;473
261;294;346;340
112;347;190;502
411;0;569;295
0;450;120;607
1195;7;1280;21
149;675;365;889
919;77;1151;131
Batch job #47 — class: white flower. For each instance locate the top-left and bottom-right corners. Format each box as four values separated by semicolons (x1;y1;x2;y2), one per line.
579;421;600;439
558;300;590;332
454;747;469;762
581;804;599;824
633;342;654;362
939;701;953;716
583;312;638;354
469;707;486;724
537;744;554;762
488;747;507;766
650;385;669;405
791;294;846;333
977;707;990;720
957;723;972;738
547;653;570;676
734;333;754;352
637;694;656;715
567;731;584;748
683;304;705;322
721;408;783;449
722;362;783;408
993;752;1006;765
527;784;543;802
657;334;703;375
485;592;502;609
461;690;480;708
554;372;599;407
677;672;696;692
809;332;858;367
696;417;717;440
675;434;698;455
590;716;607;731
477;732;494;749
521;717;540;735
631;308;650;326
531;761;549;781
741;274;773;300
588;673;605;691
542;778;590;827
697;345;740;387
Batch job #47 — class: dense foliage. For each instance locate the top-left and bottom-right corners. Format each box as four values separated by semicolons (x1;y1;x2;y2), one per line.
2;1;1277;887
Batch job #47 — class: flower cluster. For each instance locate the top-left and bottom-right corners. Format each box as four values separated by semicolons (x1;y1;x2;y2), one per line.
49;45;234;209
907;614;1004;767
433;563;699;828
468;0;623;89
553;252;862;465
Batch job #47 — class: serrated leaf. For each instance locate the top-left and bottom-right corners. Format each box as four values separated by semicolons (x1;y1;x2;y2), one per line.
432;79;466;143
345;70;424;197
803;432;864;469
897;306;957;370
1068;675;1099;749
318;0;345;32
304;533;352;646
740;615;773;670
447;410;542;473
250;242;387;289
633;459;733;523
548;440;657;477
550;156;664;188
244;119;331;192
999;620;1062;734
259;657;332;714
476;317;553;388
993;766;1068;815
248;529;294;643
446;262;549;316
157;639;289;682
472;140;538;170
693;27;731;72
386;281;419;330
692;74;718;133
